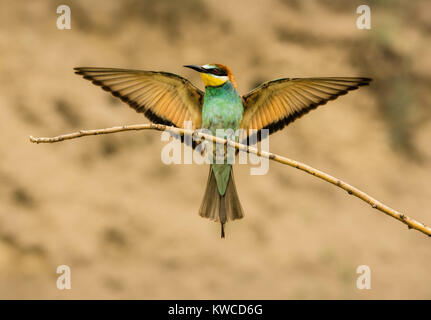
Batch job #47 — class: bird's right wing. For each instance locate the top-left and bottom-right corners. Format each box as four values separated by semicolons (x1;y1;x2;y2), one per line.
74;67;204;129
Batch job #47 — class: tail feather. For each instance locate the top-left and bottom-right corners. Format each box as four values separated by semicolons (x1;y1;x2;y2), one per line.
199;167;244;238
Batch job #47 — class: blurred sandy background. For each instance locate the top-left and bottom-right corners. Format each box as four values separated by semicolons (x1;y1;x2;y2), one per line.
0;0;430;299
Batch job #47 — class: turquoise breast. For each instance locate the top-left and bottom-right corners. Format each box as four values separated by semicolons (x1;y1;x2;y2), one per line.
202;81;243;134
201;81;243;195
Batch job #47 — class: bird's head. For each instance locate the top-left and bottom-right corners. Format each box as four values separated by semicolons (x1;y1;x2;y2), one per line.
184;63;238;89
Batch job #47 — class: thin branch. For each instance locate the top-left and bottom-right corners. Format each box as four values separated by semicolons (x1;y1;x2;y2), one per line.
29;123;431;238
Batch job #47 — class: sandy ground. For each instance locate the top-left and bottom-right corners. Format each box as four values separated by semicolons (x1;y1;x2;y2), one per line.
0;0;430;299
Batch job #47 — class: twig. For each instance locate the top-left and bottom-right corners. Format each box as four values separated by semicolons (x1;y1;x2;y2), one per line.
29;123;431;238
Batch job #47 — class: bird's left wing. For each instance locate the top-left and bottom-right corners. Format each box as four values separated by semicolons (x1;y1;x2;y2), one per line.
240;77;372;141
74;67;204;129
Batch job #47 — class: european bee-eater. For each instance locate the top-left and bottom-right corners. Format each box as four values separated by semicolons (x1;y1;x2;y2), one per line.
74;64;371;238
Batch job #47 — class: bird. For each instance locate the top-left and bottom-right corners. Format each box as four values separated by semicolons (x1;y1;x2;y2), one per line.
74;64;372;238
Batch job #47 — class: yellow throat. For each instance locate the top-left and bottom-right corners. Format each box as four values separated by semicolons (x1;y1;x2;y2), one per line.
200;73;228;87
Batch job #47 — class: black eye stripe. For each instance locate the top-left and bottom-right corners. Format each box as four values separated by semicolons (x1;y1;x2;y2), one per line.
208;68;227;76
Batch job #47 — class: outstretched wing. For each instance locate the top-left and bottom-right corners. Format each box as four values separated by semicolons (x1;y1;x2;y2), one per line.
74;67;204;129
240;77;372;141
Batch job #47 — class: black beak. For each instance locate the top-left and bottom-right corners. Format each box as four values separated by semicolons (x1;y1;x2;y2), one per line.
183;65;206;73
